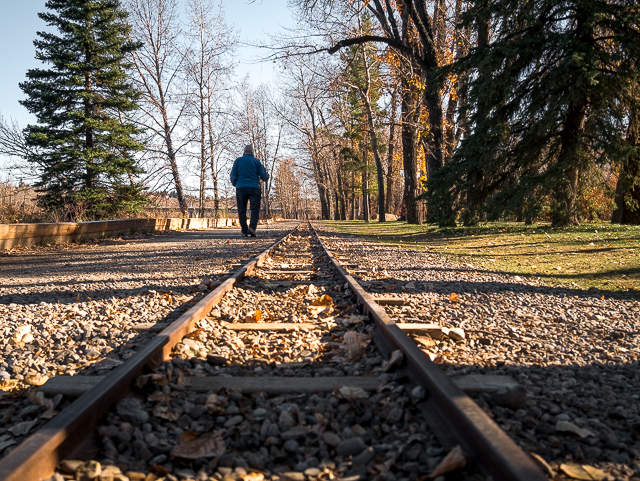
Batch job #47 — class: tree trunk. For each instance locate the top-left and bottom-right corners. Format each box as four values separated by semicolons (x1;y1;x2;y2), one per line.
401;81;421;224
362;140;370;222
612;96;640;224
207;116;219;219
464;12;490;226
386;91;397;215
363;99;385;222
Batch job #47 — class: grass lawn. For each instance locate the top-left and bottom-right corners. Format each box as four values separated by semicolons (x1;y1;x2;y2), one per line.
324;220;640;297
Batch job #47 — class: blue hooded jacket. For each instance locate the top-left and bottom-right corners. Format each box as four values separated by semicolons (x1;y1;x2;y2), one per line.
230;154;269;189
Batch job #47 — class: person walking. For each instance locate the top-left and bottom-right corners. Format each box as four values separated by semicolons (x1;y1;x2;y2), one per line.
230;145;269;237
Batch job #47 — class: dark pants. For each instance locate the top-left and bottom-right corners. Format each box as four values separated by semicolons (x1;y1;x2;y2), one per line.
236;187;261;234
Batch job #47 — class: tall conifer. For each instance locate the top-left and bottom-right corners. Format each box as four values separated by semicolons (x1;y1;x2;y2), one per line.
20;0;146;220
428;0;640;226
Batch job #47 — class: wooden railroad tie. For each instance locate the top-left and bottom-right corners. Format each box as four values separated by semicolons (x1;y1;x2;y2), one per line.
38;374;525;407
131;321;442;337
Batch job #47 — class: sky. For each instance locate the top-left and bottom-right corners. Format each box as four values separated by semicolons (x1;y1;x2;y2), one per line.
0;0;295;136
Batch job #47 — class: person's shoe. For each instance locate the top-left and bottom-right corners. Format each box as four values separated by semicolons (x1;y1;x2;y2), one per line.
241;232;248;237
248;227;257;237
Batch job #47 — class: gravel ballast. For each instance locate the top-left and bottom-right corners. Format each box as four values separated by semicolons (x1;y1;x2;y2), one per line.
0;223;297;459
316;222;640;481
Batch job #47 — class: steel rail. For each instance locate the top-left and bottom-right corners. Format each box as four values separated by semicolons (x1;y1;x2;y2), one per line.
0;223;301;481
310;223;546;481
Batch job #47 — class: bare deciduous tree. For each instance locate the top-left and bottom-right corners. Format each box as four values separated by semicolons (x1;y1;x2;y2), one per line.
126;0;190;214
184;0;236;218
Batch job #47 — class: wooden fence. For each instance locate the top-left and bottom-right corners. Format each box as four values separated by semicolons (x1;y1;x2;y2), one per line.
0;217;238;250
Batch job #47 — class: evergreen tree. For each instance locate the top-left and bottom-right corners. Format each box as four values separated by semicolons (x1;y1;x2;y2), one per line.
428;0;640;226
20;0;146;221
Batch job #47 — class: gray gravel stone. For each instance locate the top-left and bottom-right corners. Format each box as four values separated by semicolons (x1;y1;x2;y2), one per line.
337;437;366;457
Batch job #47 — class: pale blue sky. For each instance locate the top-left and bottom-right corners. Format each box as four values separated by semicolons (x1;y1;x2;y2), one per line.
0;0;294;127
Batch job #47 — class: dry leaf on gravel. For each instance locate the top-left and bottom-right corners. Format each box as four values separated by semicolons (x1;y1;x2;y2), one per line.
560;463;607;480
414;335;436;348
152;405;181;422
12;325;32;343
0;379;18;390
170;431;226;459
449;293;459;302
428;445;467;478
339;386;369;399
343;314;367;327
28;391;54;410
245;310;262;323
344;331;367;361
529;453;555;477
312;294;333;306
382;350;404;372
24;374;49;387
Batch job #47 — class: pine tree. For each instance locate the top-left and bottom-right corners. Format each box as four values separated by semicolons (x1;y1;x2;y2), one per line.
20;0;146;221
428;0;640;226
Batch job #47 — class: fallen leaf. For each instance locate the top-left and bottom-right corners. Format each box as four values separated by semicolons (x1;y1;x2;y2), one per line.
312;294;333;306
449;293;459;302
560;463;606;480
170;431;226;459
529;453;555;477
428;445;467;478
245;310;262;323
24;374;49;387
0;379;18;390
344;331;367;361
153;405;181;421
414;335;436;348
339;386;369;399
382;350;404;372
28;391;54;410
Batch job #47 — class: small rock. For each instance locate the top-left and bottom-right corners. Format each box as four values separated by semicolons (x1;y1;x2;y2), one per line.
283;439;300;453
281;472;305;481
352;447;375;465
446;328;465;342
411;386;426;400
304;468;321;477
125;472;146;481
46;474;65;481
323;432;341;447
281;427;308;440
336;437;366;457
555;420;595;439
224;415;244;428
387;408;403;423
60;460;85;474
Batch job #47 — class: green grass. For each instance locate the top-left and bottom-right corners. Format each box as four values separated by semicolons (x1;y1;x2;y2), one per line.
324;220;640;297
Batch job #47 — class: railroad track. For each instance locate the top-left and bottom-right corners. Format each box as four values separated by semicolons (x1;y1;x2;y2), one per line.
0;222;546;481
